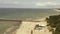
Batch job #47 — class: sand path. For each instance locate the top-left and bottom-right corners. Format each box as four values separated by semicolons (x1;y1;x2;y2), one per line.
15;20;52;34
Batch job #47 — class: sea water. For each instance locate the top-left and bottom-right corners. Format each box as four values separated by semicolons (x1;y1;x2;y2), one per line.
0;8;60;19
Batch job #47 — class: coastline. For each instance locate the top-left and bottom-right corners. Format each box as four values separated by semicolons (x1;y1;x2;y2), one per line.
3;17;52;34
15;18;52;34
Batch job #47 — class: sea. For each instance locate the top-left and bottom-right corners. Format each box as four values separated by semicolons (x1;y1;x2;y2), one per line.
0;8;60;19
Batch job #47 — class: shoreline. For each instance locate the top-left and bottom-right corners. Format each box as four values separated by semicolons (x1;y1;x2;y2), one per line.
3;18;46;34
3;17;52;34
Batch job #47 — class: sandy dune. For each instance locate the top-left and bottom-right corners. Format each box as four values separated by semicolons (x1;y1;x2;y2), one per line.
15;18;52;34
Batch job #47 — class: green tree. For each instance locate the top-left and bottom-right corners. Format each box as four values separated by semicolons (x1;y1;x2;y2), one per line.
46;14;60;34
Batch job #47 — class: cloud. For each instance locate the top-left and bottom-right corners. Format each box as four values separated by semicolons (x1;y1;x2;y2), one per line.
0;0;60;8
35;2;60;7
35;3;47;6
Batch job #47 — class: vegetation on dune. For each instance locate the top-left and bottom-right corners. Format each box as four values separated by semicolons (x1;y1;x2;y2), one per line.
46;14;60;34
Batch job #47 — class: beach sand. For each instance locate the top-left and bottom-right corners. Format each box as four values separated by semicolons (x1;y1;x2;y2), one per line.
15;18;52;34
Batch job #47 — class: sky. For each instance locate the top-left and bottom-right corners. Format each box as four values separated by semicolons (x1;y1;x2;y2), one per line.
0;0;60;8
